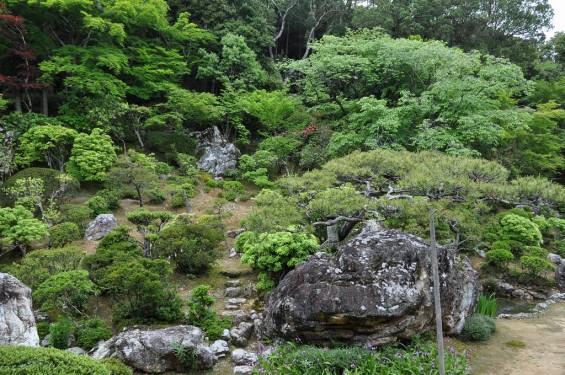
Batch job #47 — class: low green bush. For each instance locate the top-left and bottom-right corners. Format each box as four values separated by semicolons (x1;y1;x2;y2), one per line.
481;277;499;295
490;241;511;251
60;204;93;233
49;222;81;248
485;248;514;268
520;255;555;278
49;316;74;349
76;318;113;350
96;190;121;210
85;196;110;217
524;246;548;258
185;285;231;340
255;338;470;375
554;240;565;257
460;314;496;342
146;188;167;204
0;346;131;374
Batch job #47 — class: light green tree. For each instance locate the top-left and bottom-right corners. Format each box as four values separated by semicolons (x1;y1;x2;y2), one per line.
66;128;117;182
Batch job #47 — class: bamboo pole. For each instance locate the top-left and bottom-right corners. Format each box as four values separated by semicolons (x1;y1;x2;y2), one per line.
430;209;445;375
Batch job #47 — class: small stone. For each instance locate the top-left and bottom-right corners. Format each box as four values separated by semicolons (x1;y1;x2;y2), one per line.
233;365;254;375
226;280;242;288
211;340;230;358
228;298;247;306
512;289;525;298
244;283;258;298
222;310;248;326
221;329;231;341
229;248;239;258
67;347;86;355
250;312;259;320
41;335;50;347
232;349;258;365
548;253;563;265
84;214;118;241
226;287;244;298
230;323;254;347
225;304;239;310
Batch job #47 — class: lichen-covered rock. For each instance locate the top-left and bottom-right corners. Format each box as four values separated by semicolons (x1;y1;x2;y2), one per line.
84;214;118;241
0;273;39;346
260;220;480;346
192;126;240;177
91;325;214;373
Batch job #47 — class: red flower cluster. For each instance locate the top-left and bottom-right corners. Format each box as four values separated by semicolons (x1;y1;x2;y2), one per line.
303;123;316;137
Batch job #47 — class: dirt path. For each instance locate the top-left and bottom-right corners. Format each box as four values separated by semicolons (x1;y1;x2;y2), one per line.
470;303;565;374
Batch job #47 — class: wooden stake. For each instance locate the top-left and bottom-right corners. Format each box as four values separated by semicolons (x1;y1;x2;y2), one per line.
430;209;446;375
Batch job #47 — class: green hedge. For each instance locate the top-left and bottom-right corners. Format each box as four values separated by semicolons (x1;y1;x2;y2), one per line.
0;346;131;375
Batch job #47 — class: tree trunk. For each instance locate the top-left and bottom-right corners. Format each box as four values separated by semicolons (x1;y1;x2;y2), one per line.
42;87;49;116
135;186;144;207
14;93;22;112
133;127;145;150
429;210;446;375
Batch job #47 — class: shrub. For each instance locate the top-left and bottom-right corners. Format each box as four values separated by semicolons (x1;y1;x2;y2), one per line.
205;179;222;188
49;222;81;248
185;285;232;341
10;246;85;289
153;223;223;274
146;188;167;204
85;196;110;217
519;255;555;278
154;162;173;176
60;204;93;233
76;318;113;350
460;314;496;342
175;153;199;179
485;248;514;268
96;189;121;210
49;316;74;349
481;277;499;295
500;214;543;246
37;322;50;341
554;240;565;257
0;346;132;374
491;241;511;251
524;246;548;258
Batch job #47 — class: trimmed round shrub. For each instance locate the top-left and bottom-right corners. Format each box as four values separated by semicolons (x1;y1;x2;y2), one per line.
491;241;511;251
60;204;93;232
146;188;167;204
520;255;555;278
460;314;496;342
0;346;132;374
49;222;81;248
485;248;514;267
524;246;548;258
96;189;121;210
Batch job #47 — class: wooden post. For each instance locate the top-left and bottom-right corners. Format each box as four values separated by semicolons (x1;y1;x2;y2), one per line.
430;209;446;375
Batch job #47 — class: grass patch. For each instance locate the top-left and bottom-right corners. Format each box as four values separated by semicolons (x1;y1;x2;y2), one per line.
505;340;526;349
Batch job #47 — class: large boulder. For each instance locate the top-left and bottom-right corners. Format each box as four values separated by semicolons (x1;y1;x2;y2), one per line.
260;221;480;346
192;126;240;177
91;325;214;373
84;214;118;241
0;273;39;346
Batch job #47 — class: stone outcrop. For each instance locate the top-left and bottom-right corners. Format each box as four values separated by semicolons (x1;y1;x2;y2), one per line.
260;221;480;346
84;214;118;241
556;261;565;292
91;325;214;373
0;273;39;346
191;126;240;178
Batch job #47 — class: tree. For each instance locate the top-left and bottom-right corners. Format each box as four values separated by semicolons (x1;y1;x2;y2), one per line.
105;150;159;206
16;125;77;171
33;270;97;317
0;205;48;256
66;128;117;181
126;208;172;258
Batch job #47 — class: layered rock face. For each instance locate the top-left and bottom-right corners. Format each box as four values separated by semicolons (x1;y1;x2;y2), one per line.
0;273;39;346
192;126;240;178
260;221;480;346
91;325;214;373
84;214;118;241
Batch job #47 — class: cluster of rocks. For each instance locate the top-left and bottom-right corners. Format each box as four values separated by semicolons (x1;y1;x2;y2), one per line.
549;253;565;292
496;282;548;300
498;292;565;319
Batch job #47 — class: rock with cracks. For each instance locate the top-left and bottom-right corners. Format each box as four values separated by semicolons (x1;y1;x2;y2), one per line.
192;126;240;178
556;261;565;292
84;214;118;241
91;325;214;373
260;220;480;346
0;273;39;346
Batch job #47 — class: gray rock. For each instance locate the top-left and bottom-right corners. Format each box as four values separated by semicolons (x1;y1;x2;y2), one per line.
226;287;244;298
192;126;240;178
548;253;563;265
0;273;39;346
556;261;565;292
232;349;258;365
67;347;86;355
227;298;247;306
41;335;50;347
229;248;240;258
226;280;242;288
91;325;214;373
549;293;565;302
512;289;526;298
211;340;230;358
230;322;254;348
221;310;248;326
221;329;231;341
244;283;258;298
225;304;240;310
234;365;254;375
84;214;118;241
260;220;480;346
